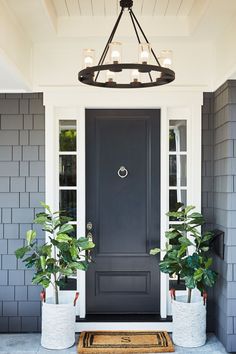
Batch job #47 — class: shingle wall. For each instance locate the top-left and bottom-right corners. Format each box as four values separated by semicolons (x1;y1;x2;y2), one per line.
202;81;236;352
0;93;45;332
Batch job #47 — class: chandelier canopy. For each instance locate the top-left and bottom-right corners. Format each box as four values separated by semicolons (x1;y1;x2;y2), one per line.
78;0;175;89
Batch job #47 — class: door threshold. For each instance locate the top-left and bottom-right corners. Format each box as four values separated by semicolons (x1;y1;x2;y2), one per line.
76;314;172;322
75;315;173;332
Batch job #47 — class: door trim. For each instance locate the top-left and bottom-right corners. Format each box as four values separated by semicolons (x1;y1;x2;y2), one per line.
44;88;202;320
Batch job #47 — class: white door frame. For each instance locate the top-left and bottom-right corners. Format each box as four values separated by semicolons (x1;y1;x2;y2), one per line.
44;88;203;327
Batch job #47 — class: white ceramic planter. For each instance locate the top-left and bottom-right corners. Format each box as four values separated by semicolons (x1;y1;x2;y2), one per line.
172;295;206;348
41;298;75;350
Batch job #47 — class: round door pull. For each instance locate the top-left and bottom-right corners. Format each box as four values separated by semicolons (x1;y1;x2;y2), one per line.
118;166;128;179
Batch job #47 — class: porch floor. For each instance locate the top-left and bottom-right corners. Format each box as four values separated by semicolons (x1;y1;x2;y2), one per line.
0;333;228;353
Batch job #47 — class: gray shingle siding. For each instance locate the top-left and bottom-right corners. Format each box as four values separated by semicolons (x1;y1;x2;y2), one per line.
202;81;236;352
0;93;45;332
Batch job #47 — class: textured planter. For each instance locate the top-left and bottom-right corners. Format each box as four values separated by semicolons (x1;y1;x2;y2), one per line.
172;296;206;347
41;298;75;350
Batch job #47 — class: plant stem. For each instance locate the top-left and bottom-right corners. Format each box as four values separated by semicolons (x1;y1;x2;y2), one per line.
187;288;192;303
54;273;59;304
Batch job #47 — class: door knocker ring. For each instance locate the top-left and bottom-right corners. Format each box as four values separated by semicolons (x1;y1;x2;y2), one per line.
118;166;128;179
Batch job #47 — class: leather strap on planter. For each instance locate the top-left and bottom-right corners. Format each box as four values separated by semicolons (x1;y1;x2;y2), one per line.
203;291;207;306
170;288;176;301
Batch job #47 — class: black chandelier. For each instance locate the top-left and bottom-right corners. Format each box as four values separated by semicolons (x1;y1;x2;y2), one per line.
78;0;175;89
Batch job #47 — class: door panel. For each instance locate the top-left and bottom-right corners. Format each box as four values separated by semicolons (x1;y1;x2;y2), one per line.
86;109;160;314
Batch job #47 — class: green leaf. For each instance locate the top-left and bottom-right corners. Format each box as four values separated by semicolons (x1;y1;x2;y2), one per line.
150;248;161;255
184;205;195;214
40;201;52;213
56;233;72;243
26;230;36;245
177;244;187;257
33;216;48;224
75;261;89;271
201;247;209;252
203;269;217;287
57;224;74;235
186;253;199;269
184;276;196;289
194;268;203;281
40;256;46;271
70;245;78;258
165;230;180;239
77;237;95;250
179;236;193;246
188;212;203;219
205;258;213;269
15;246;30;259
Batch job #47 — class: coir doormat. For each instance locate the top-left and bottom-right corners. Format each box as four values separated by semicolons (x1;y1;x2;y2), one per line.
78;331;174;353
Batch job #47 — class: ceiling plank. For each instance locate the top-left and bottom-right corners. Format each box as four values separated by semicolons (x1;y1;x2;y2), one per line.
177;0;194;16
132;0;143;16
52;0;69;16
79;0;92;15
165;0;182;16
91;0;105;16
105;0;118;16
41;0;57;32
154;0;168;16
65;0;80;16
142;0;156;15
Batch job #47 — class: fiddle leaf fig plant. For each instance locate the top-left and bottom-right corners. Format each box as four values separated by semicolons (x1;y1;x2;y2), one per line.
15;202;95;304
150;205;217;303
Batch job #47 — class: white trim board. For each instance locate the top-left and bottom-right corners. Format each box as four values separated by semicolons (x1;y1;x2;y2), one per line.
44;88;203;320
76;322;173;332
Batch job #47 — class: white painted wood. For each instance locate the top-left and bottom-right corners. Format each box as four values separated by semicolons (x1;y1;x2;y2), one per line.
91;0;105;16
52;0;69;16
177;0;194;17
79;0;92;16
44;102;57;300
77;107;86;318
76;322;173;332
132;0;143;16
154;0;168;16
104;0;118;16
142;0;155;16
44;88;203;320
165;0;182;16
66;0;81;16
160;106;169;319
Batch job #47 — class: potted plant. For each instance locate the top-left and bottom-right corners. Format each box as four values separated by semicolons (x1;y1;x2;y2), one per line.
15;202;95;350
150;205;217;348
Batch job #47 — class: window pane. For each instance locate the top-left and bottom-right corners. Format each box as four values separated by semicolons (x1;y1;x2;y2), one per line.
59;155;76;186
169;120;187;152
59;190;76;220
70;225;77;238
59;120;76;151
169;189;187;213
59;277;77;291
169;155;187;187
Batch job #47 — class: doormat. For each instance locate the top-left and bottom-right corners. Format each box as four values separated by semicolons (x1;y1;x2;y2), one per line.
78;331;174;353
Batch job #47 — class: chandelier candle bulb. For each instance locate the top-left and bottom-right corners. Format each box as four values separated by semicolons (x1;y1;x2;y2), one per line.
83;49;95;68
131;69;140;83
160;50;173;69
139;43;151;64
106;70;116;83
109;42;122;64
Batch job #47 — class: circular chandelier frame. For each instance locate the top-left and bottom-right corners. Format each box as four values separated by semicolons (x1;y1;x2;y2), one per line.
78;0;175;89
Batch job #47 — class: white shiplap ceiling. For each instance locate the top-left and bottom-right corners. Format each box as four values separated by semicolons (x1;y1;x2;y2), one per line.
52;0;195;17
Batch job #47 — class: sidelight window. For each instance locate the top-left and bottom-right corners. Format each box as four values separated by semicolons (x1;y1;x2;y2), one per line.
168;119;187;289
58;119;78;290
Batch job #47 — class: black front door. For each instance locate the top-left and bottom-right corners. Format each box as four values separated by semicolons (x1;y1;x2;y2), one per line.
86;109;160;314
